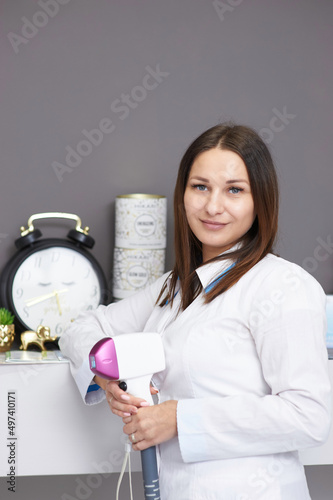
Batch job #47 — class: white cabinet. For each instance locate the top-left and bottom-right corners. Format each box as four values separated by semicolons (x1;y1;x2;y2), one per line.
0;354;141;477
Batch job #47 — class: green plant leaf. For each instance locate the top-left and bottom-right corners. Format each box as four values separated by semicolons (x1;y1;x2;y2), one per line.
0;307;15;325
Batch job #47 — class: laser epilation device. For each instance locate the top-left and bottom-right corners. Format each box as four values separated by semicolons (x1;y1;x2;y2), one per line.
89;333;165;500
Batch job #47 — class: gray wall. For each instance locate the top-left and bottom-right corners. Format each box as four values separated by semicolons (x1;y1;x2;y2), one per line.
1;0;333;498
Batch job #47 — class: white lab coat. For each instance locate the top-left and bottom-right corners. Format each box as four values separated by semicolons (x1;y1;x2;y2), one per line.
59;253;331;500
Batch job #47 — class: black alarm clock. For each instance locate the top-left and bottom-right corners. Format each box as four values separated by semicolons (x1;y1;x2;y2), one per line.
0;212;108;336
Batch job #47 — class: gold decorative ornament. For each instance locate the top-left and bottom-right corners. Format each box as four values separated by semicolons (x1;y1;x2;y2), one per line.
20;325;58;351
0;324;15;352
0;307;15;351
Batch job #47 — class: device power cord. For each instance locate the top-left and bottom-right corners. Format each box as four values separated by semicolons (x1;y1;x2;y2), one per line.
116;440;133;500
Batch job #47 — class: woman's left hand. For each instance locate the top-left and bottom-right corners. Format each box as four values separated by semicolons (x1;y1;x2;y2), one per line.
122;400;178;451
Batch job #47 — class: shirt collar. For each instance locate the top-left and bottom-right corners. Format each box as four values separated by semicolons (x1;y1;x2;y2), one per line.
195;245;239;290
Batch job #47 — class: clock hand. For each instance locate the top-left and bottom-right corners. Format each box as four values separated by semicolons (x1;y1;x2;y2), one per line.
54;291;62;316
25;288;68;307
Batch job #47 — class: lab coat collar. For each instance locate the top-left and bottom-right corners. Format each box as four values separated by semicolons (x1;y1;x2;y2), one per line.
195;245;240;290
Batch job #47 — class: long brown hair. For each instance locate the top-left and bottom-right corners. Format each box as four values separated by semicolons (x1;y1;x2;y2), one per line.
158;123;279;310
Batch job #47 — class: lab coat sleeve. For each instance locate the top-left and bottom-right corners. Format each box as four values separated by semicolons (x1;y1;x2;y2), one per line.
59;273;168;404
177;264;331;462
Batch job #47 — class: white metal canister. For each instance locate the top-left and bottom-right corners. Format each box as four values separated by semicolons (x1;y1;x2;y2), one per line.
115;194;167;249
112;248;165;300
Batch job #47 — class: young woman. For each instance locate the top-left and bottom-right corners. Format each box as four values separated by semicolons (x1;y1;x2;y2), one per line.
60;124;331;499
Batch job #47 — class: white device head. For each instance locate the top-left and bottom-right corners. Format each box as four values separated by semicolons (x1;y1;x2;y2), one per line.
89;332;165;403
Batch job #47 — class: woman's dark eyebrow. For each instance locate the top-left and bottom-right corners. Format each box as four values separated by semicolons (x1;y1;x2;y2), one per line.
189;176;250;184
188;176;209;182
226;178;249;184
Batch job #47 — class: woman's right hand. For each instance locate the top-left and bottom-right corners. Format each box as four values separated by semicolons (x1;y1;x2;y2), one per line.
94;376;158;417
107;380;161;418
105;380;149;417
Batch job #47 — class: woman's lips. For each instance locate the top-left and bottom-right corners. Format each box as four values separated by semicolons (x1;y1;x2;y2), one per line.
201;220;228;230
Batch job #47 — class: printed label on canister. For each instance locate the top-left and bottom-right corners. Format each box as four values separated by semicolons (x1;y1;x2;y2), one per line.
115;194;167;249
134;214;156;237
127;265;149;288
112;248;165;300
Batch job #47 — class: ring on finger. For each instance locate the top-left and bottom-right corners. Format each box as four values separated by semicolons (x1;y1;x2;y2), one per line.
131;433;137;444
108;396;113;404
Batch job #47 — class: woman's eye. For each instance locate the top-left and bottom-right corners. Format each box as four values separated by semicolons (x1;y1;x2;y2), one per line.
229;187;243;194
194;184;207;191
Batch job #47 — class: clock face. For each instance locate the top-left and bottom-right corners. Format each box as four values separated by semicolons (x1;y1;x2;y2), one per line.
10;246;103;335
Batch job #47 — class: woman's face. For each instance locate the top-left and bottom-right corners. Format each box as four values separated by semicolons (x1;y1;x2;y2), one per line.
184;148;256;262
